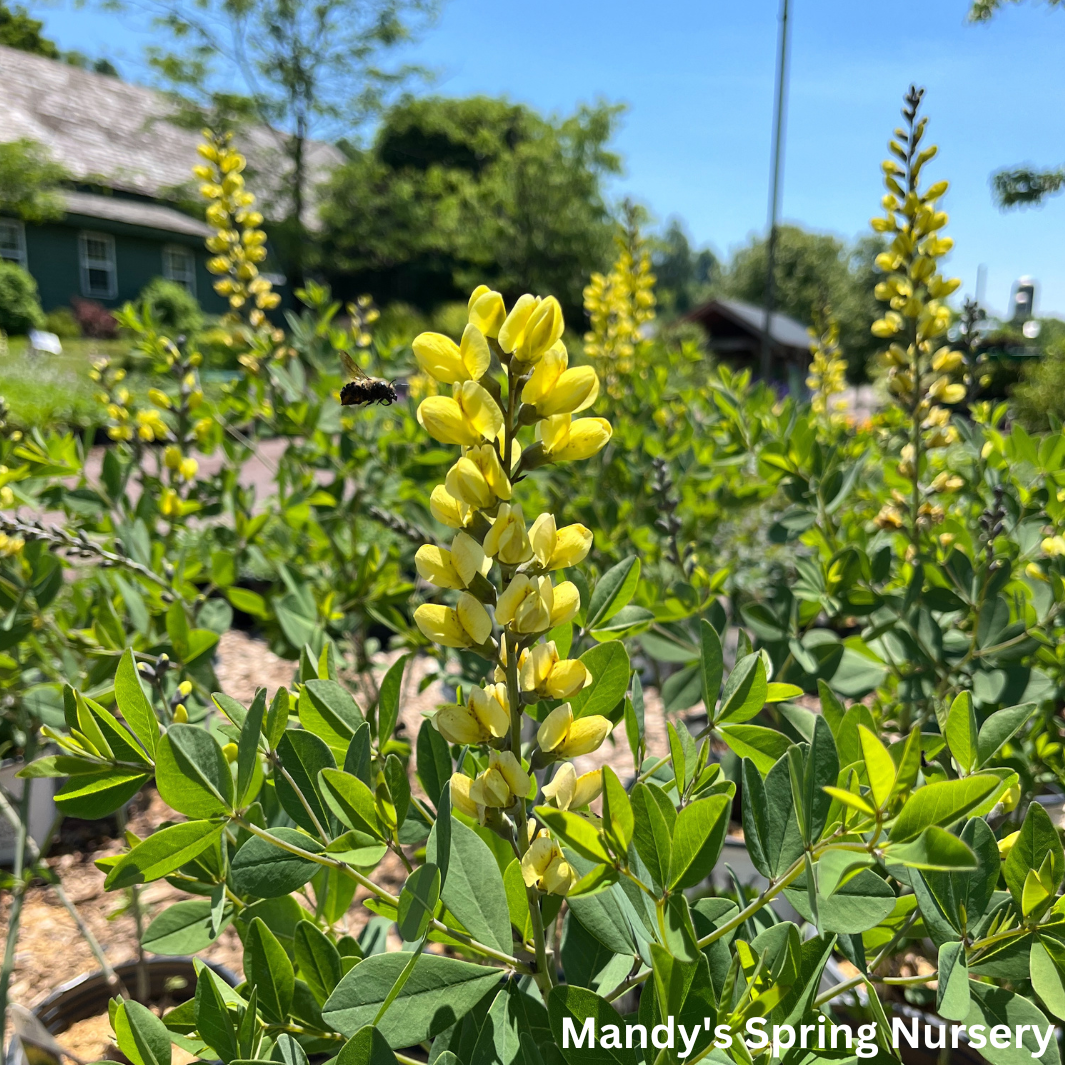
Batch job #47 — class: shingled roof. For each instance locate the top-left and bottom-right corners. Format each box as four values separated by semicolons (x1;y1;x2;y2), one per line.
0;45;343;223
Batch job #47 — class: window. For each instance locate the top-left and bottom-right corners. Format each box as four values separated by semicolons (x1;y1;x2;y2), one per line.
79;231;117;299
162;244;197;296
0;220;26;268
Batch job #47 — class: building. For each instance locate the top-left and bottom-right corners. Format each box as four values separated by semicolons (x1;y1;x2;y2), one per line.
686;297;812;383
0;45;342;313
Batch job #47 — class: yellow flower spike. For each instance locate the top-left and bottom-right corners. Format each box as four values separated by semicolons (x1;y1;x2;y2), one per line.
450;773;481;819
483;503;533;565
536;365;601;416
414;592;492;649
497;294;539;355
549;581;581;627
451;531;491;587
521;835;562;888
430;484;472;529
539;414;613;462
537;703;574;752
468;285;506;338
445;445;512;509
496;574;553;633
415;544;464;590
412;325;491;384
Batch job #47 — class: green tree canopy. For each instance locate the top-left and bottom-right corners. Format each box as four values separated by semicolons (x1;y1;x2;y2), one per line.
651;219;718;317
0;139;69;223
316;95;623;318
0;2;59;57
721;224;884;378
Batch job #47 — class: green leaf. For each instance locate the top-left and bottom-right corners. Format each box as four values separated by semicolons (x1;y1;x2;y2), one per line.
1031;940;1065;1021
245;917;295;1024
377;655;409;746
1005;800;1065;913
143;898;230;955
105;819;224;890
585;556;640;631
631;782;674;892
265;688;290;750
715;723;791;773
858;724;895;808
885;826;977;870
661;895;699;961
784;868;896;934
155;725;234;818
742;755;803;880
441;818;512;954
699;619;723;713
966;981;1059;1065
114;648;158;758
803;715;839;844
335;1026;397;1065
668;795;730;890
921;818;1001;932
600;766;633;856
888;774;1001;842
535;806;610;864
398;864;440;943
54;768;150;819
114;999;171;1065
936;941;970;1021
166;601;191;660
294;920;343;1007
977;702;1036;767
765;682;804;702
716;653;768;725
231;827;324;898
344;723;373;787
320;768;383;839
275;730;335;835
299;680;364;754
237;689;266;806
945;690;978;774
816;850;875;896
322;952;503;1046
195;959;239;1062
569;642;630;720
384;754;410;828
547;985;638;1065
416;720;451;806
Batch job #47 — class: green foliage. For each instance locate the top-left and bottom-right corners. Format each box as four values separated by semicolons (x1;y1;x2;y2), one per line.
0;138;69;223
0;261;43;334
0;1;58;58
318;96;621;317
42;307;81;339
137;277;204;336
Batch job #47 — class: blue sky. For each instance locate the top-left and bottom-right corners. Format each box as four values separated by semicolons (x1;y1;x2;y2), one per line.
34;0;1065;316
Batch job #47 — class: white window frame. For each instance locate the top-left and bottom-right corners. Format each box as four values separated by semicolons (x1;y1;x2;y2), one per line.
162;243;197;297
0;219;27;269
79;231;117;299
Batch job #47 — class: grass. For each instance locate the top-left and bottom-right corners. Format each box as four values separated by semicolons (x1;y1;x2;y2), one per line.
0;336;133;431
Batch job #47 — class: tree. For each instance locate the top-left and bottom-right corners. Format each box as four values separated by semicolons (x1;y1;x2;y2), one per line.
0;2;58;57
316;95;622;318
651;219;717;317
723;224;884;378
0;139;68;222
134;0;436;284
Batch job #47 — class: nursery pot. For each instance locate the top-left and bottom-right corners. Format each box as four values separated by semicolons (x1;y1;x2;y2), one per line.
0;760;58;866
5;957;238;1065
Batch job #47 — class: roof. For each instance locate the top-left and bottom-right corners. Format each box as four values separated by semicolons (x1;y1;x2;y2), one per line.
62;190;212;237
0;45;343;224
689;297;812;352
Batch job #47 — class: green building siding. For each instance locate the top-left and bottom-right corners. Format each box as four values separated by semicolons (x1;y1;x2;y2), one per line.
23;217;229;315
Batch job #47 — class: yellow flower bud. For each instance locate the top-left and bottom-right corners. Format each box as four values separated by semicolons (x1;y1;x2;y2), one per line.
468;285;506;338
1042;535;1065;558
414;592;493;649
932;348;964;373
521;833;575;894
164;445;183;470
542;853;576;895
412;325;491;384
469;750;530;809
451;531;491;586
539;415;612;463
521;343;568;405
542;762;603;811
149;388;172;409
517;296;564;364
172;704;188;723
997;829;1020;860
549;581;581;628
497;294;539;355
520;641;592;700
528;512;592;570
179;457;199;482
417;381;503;445
435;683;509;744
430;484;472;529
415;545;464;590
450;773;481;818
496;574;554;634
222;742;239;763
445;445;512;509
557;715;612;757
483;503;533;565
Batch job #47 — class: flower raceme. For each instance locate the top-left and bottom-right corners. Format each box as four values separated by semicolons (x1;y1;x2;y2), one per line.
412;284;614;899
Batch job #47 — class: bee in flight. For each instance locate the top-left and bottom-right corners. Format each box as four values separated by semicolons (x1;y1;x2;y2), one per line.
339;352;398;406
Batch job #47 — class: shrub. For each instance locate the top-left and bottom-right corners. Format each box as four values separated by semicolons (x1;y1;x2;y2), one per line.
0;261;43;334
71;296;117;339
137;276;203;336
41;307;81;339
